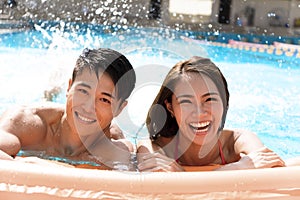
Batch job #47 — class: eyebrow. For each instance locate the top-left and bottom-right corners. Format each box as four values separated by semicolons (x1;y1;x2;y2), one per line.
77;83;115;99
77;82;91;89
102;92;115;99
176;92;219;99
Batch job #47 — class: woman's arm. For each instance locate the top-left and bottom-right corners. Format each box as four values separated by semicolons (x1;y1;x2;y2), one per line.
216;129;285;170
284;156;300;167
137;140;184;172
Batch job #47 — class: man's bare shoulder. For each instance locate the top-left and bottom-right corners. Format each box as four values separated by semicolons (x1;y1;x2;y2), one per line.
0;102;64;125
34;102;65;120
30;101;64;111
0;102;65;147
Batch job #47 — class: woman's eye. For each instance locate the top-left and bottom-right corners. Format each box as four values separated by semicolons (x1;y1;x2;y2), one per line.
206;97;218;102
178;99;191;104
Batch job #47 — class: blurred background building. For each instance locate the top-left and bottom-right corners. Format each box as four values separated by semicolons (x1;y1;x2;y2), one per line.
1;0;300;39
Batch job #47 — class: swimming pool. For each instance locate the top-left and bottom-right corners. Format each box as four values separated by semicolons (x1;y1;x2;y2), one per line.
0;21;300;161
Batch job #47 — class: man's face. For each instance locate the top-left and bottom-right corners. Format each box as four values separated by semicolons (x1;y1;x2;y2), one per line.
66;68;125;138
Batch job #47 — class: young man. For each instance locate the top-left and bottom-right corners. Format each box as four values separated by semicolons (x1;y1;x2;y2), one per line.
0;48;136;169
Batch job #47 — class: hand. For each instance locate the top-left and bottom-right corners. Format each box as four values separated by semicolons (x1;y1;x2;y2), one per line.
109;124;125;139
238;147;285;169
137;152;185;172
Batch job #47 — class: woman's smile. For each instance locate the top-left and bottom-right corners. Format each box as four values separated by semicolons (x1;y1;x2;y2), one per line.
189;121;211;135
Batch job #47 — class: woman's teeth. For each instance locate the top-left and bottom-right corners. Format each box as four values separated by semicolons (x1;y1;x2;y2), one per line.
189;121;210;132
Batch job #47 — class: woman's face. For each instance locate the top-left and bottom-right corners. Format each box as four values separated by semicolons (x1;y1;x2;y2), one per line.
166;73;224;145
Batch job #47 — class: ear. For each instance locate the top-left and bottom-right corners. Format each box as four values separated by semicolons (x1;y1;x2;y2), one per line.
164;99;174;116
67;78;72;92
113;100;128;117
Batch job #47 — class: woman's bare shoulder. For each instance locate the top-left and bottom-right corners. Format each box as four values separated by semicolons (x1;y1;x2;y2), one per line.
220;129;235;140
222;128;257;139
220;129;256;148
222;128;263;152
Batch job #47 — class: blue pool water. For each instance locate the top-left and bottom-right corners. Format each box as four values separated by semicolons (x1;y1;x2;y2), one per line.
0;22;300;160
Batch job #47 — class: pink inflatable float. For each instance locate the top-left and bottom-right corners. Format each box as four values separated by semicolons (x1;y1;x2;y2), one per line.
1;160;300;199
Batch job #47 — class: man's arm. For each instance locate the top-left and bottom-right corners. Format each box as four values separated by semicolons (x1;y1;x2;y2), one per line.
0;106;47;157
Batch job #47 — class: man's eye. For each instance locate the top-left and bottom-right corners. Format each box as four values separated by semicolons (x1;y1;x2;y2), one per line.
77;88;88;95
99;98;111;104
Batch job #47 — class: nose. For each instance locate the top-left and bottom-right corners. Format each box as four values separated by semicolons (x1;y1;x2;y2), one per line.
193;103;208;117
82;96;95;113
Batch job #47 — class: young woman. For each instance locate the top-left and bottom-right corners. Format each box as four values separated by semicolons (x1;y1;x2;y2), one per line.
137;56;295;172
